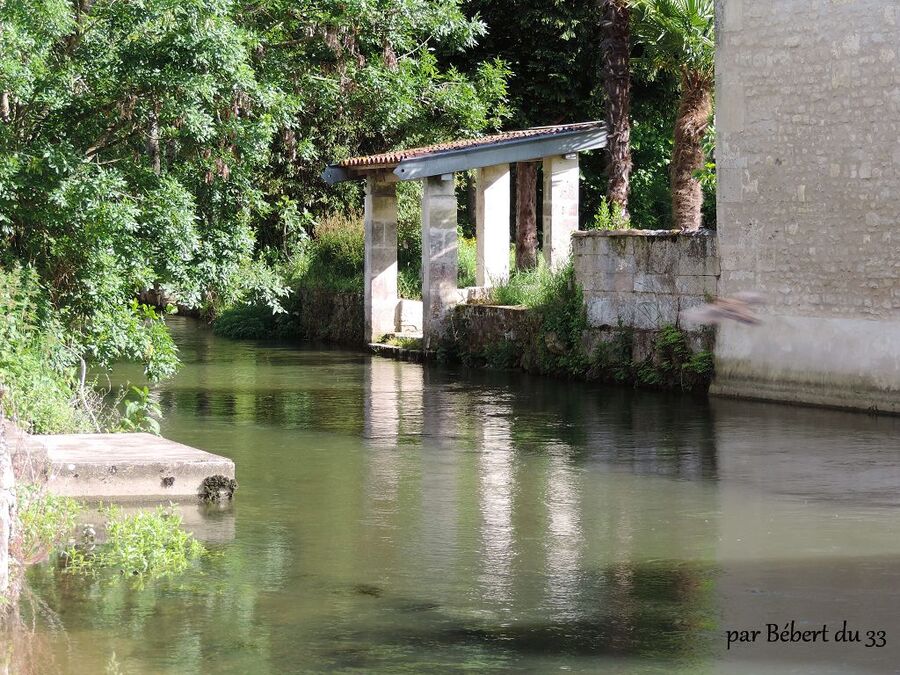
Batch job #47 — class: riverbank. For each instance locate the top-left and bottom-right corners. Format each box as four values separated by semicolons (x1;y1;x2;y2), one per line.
210;230;719;394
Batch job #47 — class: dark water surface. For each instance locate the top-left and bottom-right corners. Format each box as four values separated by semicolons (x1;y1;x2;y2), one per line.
13;317;900;673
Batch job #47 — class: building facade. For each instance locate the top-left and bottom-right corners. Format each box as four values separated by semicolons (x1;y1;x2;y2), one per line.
713;0;900;412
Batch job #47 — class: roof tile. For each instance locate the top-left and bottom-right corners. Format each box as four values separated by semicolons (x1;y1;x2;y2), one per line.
337;122;603;169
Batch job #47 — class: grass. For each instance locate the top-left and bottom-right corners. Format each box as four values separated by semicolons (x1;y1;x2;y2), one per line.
15;485;81;565
381;335;423;350
488;259;562;308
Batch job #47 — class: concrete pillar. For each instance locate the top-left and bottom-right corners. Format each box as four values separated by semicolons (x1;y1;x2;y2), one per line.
475;164;511;287
421;174;458;349
364;173;398;343
542;154;580;270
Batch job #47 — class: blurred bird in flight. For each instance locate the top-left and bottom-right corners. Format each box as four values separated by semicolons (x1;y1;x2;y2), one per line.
681;291;766;326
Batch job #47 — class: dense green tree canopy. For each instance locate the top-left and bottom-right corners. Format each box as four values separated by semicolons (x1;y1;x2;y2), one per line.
0;0;508;376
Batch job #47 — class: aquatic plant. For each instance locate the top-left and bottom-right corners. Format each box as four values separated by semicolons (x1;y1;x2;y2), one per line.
199;475;238;502
64;506;206;580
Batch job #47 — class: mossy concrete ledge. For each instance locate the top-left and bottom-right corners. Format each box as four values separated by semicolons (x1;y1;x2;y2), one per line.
38;433;235;502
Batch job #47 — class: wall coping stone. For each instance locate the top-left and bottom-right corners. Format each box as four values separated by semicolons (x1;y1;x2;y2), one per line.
572;228;716;239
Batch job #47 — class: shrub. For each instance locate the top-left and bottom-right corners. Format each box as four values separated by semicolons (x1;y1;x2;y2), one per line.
288;211;365;293
588;197;630;231
213;303;278;340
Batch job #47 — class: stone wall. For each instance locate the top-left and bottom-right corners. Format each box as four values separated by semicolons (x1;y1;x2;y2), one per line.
296;289;365;346
450;299;714;392
715;0;900;412
572;229;719;330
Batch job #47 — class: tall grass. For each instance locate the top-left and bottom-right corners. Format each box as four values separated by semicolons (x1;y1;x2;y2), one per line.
288;211;365;293
0;267;93;433
489;259;564;308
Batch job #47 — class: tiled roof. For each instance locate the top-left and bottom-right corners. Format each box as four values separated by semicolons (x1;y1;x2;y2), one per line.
337;122;604;169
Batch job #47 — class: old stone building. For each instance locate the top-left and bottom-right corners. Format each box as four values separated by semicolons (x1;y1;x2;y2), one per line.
713;0;900;412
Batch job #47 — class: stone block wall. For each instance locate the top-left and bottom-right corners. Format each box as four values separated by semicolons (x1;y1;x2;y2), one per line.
297;289;365;346
572;230;719;330
715;0;900;412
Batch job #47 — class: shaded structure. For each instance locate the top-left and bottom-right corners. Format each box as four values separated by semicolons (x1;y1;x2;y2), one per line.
324;122;607;347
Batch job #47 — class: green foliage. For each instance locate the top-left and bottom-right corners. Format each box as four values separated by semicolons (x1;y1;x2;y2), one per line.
630;0;716;82
65;506;206;581
289;211;365;293
114;386;162;436
489;260;557;308
589;197;630;231
635;325;714;389
213;303;278;340
533;264;589;375
457;231;477;288
686;349;715;379
487;262;588;374
455;1;606;223
629;76;679;230
591;325;635;383
0;0;277;376
697;124;717;229
480;340;519;370
16;485;81;565
0;266;92;432
382;335;423;350
397;182;424;299
1;0;509;374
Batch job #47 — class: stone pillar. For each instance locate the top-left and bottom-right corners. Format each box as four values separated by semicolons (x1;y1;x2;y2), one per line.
364;173;399;343
475;164;511;287
542;154;580;269
421;174;458;349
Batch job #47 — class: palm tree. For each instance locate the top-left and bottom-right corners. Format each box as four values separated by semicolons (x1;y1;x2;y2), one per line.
601;0;633;218
631;0;715;232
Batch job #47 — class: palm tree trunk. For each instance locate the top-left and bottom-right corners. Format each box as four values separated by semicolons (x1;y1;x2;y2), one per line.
671;69;712;232
601;0;632;217
515;161;538;270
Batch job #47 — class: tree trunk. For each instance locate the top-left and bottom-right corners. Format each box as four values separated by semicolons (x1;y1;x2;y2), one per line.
148;104;161;175
515;161;538;270
600;0;632;217
671;70;713;232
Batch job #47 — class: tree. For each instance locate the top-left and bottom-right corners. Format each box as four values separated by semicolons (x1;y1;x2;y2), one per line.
0;0;508;376
601;0;633;218
515;162;538;269
455;0;604;267
631;0;715;232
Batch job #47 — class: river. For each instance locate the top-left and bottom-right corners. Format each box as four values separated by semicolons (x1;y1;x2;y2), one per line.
11;317;900;673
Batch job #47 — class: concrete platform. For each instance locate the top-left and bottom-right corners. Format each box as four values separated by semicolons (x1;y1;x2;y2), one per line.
37;433;235;501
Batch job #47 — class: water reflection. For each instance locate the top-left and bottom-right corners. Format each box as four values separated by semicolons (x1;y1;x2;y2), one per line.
8;318;900;673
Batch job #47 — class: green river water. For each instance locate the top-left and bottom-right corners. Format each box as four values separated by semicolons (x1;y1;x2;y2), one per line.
9;317;900;673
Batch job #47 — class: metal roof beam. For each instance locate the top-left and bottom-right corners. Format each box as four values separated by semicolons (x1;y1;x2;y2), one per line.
321;124;607;185
393;126;607;182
